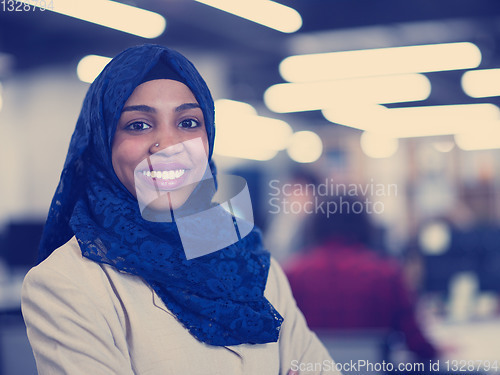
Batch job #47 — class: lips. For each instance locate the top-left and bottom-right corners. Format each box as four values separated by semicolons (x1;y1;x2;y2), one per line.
136;161;191;191
142;169;185;180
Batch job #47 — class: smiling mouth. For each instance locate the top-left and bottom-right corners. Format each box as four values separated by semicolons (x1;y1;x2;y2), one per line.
142;169;186;180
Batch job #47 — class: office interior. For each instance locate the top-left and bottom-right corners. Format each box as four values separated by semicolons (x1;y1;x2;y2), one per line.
1;0;500;374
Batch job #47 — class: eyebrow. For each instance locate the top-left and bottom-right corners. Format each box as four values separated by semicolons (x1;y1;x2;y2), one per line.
121;102;201;114
175;103;201;112
122;105;156;113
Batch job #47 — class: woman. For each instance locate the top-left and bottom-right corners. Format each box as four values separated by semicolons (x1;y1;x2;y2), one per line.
21;44;334;374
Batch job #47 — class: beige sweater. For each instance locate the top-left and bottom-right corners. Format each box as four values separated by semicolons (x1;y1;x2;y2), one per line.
22;236;335;375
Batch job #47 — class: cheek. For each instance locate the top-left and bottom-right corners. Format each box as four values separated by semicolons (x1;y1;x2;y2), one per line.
196;132;209;158
112;139;144;177
111;145;121;177
188;137;210;165
203;137;209;157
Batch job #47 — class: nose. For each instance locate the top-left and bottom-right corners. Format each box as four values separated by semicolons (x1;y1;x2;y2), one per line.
149;141;185;156
149;128;185;156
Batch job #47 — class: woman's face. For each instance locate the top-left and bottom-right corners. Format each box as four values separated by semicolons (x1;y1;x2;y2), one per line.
112;79;210;212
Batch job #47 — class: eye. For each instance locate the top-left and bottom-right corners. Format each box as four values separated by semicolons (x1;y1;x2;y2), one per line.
178;119;200;129
126;121;152;131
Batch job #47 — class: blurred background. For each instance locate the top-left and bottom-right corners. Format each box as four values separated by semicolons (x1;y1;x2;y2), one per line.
1;0;500;373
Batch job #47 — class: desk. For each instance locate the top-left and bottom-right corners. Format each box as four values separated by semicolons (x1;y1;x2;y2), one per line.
426;318;500;362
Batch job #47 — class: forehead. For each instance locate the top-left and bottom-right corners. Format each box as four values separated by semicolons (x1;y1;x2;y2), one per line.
124;79;198;106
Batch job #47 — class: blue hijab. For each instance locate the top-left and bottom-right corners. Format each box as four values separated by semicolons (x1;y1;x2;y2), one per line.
38;44;283;346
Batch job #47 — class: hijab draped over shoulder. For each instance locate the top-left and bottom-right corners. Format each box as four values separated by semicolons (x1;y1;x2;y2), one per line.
38;44;283;346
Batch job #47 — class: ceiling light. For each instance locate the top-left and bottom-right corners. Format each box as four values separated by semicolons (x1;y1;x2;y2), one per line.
194;0;302;33
462;68;500;98
322;103;387;132
214;146;278;161
419;221;451;255
18;0;166;39
433;141;455;153
264;74;430;113
77;55;112;83
386;104;500;137
215;116;292;152
455;123;500;151
213;99;257;117
286;131;323;163
280;42;481;82
360;131;398;159
214;99;292;161
323;103;500;138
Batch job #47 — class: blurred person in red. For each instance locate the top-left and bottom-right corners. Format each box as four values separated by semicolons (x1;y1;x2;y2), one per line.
284;194;437;361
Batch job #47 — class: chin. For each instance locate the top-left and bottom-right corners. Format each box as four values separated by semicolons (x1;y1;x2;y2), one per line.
156;189;192;210
139;187;195;222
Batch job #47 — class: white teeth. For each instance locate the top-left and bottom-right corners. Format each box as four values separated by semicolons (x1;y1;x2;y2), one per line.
142;169;185;180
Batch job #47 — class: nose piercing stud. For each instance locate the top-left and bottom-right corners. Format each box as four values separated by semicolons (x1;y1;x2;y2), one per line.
155;143;159;147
